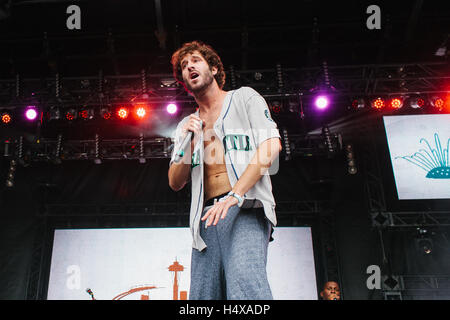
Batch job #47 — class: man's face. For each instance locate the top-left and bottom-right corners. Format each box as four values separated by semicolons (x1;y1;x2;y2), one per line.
320;281;340;300
180;50;217;94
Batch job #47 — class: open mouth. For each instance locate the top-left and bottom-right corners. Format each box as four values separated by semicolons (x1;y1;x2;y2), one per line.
190;72;199;80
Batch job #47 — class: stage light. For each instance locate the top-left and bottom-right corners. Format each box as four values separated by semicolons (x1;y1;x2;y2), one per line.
65;108;77;121
371;97;385;110
48;107;61;120
315;95;329;110
25;106;38;120
389;97;404;109
410;96;425;109
117;107;129;119
322;126;334;153
430;96;444;111
282;128;291;161
270;101;282;113
351;98;365;109
1;112;11;124
416;227;433;255
5;159;16;188
345;144;357;175
100;107;112;120
166;103;178;115
79;108;94;120
135;106;147;119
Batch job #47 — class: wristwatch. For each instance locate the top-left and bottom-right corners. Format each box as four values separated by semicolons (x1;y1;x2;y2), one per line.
227;191;244;207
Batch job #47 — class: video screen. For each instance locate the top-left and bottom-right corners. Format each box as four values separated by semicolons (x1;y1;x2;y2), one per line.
383;114;450;200
47;227;318;300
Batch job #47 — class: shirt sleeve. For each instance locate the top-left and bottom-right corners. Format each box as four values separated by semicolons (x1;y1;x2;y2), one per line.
243;87;281;147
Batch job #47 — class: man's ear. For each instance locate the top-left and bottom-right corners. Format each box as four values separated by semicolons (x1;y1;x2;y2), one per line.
320;291;324;298
211;66;218;76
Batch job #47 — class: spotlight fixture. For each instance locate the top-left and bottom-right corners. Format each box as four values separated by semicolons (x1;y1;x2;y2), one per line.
166;103;178;115
100;107;112;120
351;98;365;109
117;107;129;119
409;96;425;109
389;97;404;109
415;227;434;255
315;95;329;110
25;106;38;120
134;105;148;119
48;106;61;120
5;159;16;188
430;96;444;111
270;101;282;114
345;144;357;175
322;126;334;153
65;108;77;121
371;97;385;110
1;111;11;124
282;128;291;161
79;108;94;120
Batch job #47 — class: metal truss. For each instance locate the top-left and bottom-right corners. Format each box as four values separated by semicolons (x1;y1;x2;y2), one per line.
41;200;322;219
382;274;450;300
0;61;448;112
372;211;450;228
3;136;173;163
2;132;341;163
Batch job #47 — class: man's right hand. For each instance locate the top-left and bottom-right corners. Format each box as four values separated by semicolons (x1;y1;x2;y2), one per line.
181;114;203;152
168;113;203;191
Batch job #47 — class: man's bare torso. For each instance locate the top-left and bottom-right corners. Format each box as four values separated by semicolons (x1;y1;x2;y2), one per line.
201;108;232;201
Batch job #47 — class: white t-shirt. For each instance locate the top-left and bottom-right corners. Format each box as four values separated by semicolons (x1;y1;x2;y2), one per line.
170;86;281;251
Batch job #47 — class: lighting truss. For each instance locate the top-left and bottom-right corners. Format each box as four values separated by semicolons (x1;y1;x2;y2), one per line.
2;132;342;164
2;137;173;163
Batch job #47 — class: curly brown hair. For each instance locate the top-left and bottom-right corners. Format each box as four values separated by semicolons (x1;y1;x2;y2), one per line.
171;40;226;89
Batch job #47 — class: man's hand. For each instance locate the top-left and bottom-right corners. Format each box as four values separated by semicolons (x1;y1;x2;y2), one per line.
201;195;238;227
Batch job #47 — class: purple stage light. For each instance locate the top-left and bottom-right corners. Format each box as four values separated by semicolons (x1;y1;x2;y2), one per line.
315;96;329;110
25;106;38;120
166;103;178;114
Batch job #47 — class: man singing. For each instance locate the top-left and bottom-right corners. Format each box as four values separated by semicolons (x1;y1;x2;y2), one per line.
168;41;282;300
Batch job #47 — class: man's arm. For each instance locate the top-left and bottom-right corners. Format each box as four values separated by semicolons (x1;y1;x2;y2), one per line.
168;158;191;191
168;114;203;191
201;137;282;227
231;137;282;197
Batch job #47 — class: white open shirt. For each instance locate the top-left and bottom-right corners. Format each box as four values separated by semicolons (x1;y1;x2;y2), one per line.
170;86;281;251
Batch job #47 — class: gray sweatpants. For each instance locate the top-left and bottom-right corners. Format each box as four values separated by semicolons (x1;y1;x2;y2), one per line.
189;205;273;300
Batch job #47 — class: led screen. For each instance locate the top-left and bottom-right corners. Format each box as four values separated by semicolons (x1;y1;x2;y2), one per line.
383;114;450;200
47;227;318;300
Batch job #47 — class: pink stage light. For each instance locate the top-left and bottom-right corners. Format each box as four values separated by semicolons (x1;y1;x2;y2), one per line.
25;107;38;120
166;103;178;114
315;96;329;110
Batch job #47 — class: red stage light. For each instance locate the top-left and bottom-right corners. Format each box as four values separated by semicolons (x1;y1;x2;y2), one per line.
371;97;385;110
80;110;88;119
1;113;11;124
66;109;77;121
417;98;425;107
100;107;111;120
79;108;94;120
389;97;403;109
117;107;129;119
432;97;444;110
135;106;147;118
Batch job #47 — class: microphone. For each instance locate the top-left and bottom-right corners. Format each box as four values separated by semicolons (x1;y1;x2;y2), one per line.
173;120;203;163
86;288;95;300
